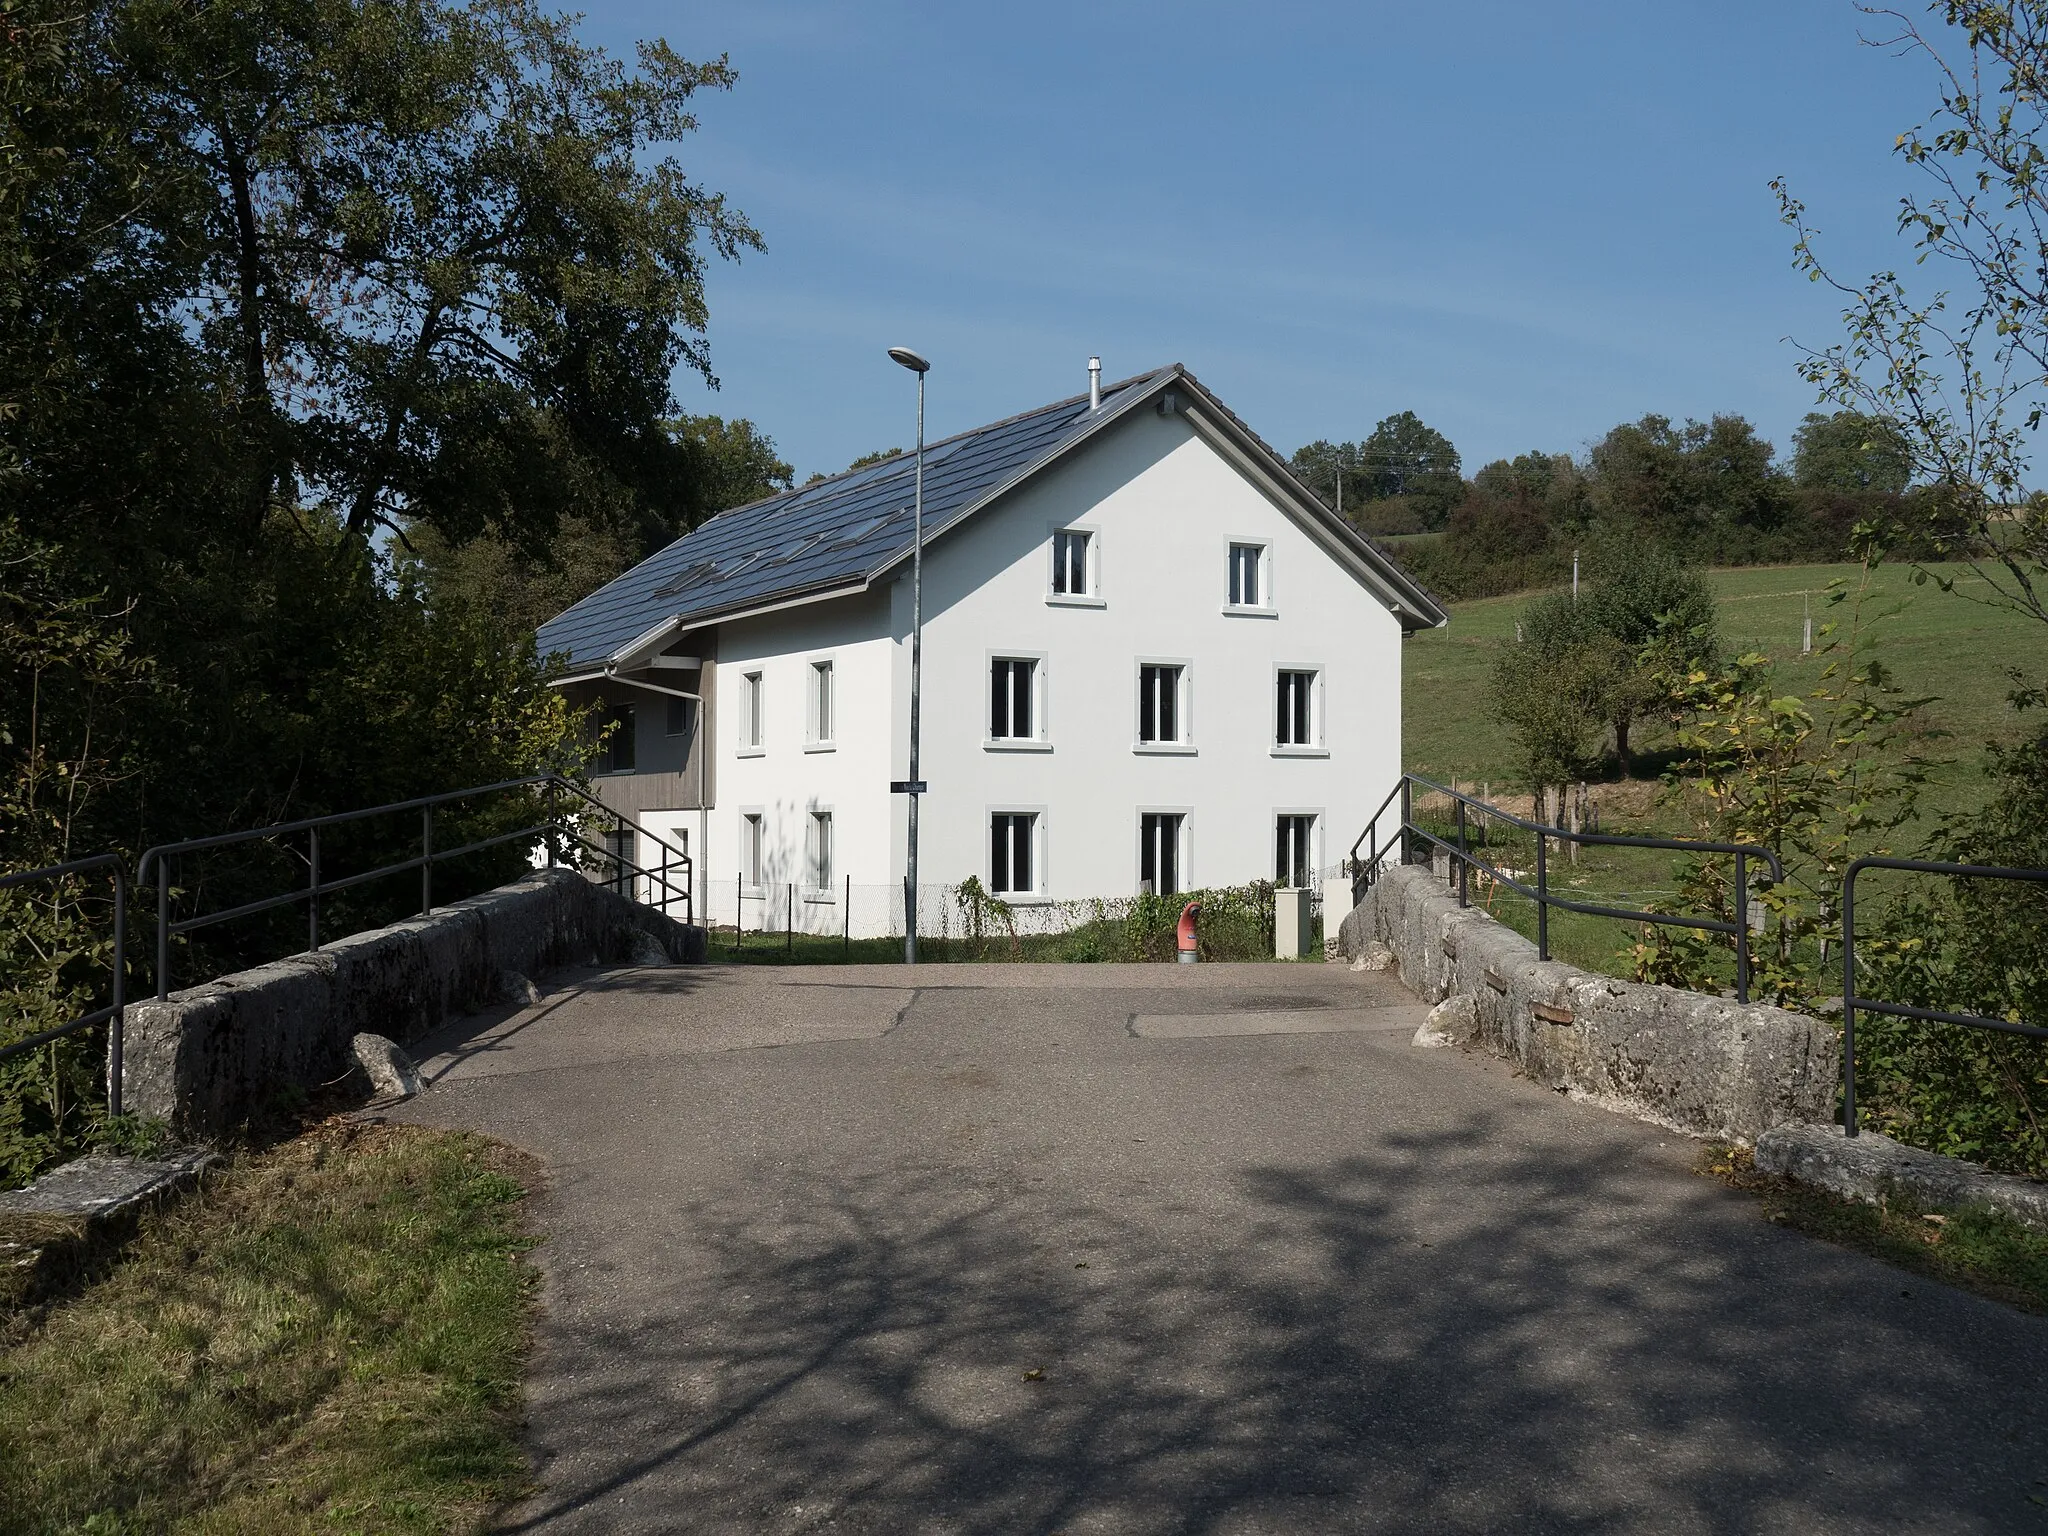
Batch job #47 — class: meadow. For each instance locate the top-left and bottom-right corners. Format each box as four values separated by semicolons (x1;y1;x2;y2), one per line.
1397;561;2047;979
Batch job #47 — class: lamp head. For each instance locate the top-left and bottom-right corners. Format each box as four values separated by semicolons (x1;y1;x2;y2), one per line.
887;346;931;375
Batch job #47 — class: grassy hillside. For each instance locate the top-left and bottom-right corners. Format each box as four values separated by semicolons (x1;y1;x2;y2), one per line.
1393;561;2046;979
1404;561;2044;809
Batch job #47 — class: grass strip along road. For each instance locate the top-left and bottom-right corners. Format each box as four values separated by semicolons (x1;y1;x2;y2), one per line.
0;1123;537;1535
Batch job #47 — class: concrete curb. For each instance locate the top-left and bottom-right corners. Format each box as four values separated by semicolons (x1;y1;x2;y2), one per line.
1757;1122;2048;1232
0;1149;217;1306
1339;865;1837;1143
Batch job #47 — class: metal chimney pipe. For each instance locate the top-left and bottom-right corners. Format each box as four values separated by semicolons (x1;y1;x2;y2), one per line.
1088;356;1101;411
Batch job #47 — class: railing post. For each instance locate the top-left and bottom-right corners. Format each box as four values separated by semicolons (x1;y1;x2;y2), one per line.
1734;851;1749;1005
735;870;742;957
108;869;125;1118
1536;829;1548;962
1456;796;1468;907
308;826;321;953
844;873;851;953
1841;868;1858;1137
1400;777;1413;866
421;807;433;915
786;881;793;953
156;860;170;1002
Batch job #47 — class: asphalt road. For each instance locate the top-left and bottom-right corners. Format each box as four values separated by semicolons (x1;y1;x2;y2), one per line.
398;961;2048;1535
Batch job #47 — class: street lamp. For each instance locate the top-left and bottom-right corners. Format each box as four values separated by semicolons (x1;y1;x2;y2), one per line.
888;346;930;963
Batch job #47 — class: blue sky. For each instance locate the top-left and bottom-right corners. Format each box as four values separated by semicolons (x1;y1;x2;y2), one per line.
584;2;1938;481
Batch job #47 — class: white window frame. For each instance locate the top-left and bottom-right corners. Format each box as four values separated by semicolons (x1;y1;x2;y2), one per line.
1273;808;1323;889
985;650;1052;752
1272;663;1328;756
805;656;836;752
1046;523;1106;608
1224;538;1276;616
740;809;767;896
804;807;835;897
1135;806;1193;897
987;806;1049;901
1132;657;1196;755
737;670;766;756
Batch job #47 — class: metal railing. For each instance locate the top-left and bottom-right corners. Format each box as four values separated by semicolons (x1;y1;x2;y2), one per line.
0;854;128;1115
136;775;692;999
1839;855;2048;1136
1349;774;1783;1004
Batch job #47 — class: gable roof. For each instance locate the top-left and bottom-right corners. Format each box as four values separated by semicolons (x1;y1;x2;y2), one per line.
537;364;1446;676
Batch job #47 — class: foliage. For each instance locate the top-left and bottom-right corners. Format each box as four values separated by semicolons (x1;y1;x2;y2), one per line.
1792;410;1915;494
1490;548;1719;797
409;413;793;638
1629;570;1938;1004
1293;410;1463;532
1774;3;2048;631
0;1123;538;1529
1855;676;2048;1176
1;0;746;1178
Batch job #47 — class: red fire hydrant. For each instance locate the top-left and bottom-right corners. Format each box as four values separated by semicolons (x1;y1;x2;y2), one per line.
1176;900;1202;964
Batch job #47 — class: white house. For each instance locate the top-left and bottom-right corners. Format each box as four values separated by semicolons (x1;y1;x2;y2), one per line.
536;363;1446;937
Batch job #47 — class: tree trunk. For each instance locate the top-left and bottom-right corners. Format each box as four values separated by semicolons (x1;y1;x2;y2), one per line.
1614;712;1632;773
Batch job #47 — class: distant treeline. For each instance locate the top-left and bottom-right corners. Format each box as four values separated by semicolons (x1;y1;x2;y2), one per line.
1292;409;1928;600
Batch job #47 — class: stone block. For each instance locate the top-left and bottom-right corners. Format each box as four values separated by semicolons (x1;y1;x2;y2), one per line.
1756;1122;2048;1231
123;868;705;1136
1339;865;1837;1144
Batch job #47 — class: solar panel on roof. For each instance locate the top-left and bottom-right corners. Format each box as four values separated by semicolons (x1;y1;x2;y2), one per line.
534;368;1179;669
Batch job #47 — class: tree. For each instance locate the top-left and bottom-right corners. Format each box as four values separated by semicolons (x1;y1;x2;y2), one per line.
1792;411;1914;494
1578;545;1720;766
1588;414;1790;550
55;0;761;553
1490;625;1617;819
1774;3;2048;629
1358;411;1463;529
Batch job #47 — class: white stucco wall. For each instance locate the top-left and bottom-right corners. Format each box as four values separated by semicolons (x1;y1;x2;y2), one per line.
683;403;1411;938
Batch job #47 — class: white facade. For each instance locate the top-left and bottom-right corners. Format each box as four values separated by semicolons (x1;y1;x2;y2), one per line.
680;400;1414;938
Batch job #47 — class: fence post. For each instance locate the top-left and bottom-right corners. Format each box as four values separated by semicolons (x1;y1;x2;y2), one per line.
156;863;170;1001
1456;797;1468;908
1841;869;1858;1137
108;869;125;1118
1399;777;1412;866
844;874;851;953
308;826;321;953
1536;829;1548;962
421;807;433;915
1734;851;1749;1005
787;882;793;953
735;870;742;957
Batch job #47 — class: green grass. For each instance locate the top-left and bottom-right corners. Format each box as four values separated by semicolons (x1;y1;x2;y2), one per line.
1398;561;2047;981
1406;560;2041;798
1704;1143;2048;1315
0;1124;538;1534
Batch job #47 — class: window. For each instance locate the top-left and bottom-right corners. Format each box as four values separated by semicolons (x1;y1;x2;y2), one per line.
665;696;696;737
808;660;835;747
1229;543;1265;607
1276;814;1316;889
742;813;764;889
1140;812;1184;896
990;812;1037;895
1276;669;1317;747
1051;529;1092;596
600;825;635;895
1138;664;1184;744
806;811;833;890
597;704;636;774
989;657;1036;740
740;671;764;751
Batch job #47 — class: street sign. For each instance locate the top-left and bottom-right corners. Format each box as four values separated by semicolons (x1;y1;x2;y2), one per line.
890;781;928;794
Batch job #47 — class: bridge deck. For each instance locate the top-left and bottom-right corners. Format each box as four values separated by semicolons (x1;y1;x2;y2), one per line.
400;961;2048;1534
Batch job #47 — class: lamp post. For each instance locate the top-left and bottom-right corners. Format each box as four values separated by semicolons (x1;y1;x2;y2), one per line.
888;345;930;963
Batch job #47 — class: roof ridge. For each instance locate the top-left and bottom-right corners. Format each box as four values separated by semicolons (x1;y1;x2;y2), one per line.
690;365;1175;532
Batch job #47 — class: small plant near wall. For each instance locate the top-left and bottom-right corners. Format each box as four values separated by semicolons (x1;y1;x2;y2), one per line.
1631;566;1939;1004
